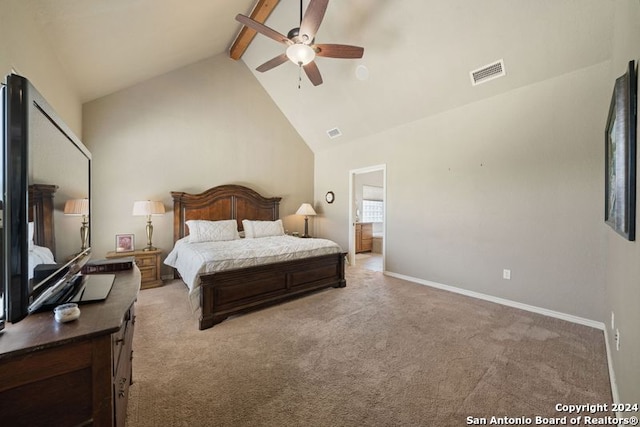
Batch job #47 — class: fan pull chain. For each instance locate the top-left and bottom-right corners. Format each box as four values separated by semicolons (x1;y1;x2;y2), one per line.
297;1;303;89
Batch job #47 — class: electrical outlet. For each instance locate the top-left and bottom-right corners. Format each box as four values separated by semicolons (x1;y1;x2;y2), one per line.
615;329;620;351
611;311;615;330
503;269;511;280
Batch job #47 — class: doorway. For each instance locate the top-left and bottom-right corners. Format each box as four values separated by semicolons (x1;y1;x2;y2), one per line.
348;165;386;272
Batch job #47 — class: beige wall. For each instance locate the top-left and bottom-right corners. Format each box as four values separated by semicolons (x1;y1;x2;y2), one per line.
0;0;82;135
83;54;314;273
316;62;610;322
605;0;640;404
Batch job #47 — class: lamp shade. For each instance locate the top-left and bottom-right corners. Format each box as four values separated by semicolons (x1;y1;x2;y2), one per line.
63;198;89;216
296;203;317;216
132;200;165;216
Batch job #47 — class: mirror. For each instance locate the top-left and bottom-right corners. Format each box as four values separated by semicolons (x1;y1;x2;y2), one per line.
29;102;90;274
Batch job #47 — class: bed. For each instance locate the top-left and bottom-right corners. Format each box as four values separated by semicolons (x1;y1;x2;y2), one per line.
28;184;58;278
168;184;347;330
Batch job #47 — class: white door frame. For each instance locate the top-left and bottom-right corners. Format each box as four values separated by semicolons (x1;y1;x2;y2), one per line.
348;164;387;269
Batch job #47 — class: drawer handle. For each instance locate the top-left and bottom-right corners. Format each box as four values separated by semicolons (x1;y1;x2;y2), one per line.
118;377;127;397
115;338;125;345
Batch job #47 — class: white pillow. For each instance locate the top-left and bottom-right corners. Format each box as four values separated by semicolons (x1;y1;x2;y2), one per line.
28;222;35;251
241;220;253;238
186;219;239;243
242;219;284;239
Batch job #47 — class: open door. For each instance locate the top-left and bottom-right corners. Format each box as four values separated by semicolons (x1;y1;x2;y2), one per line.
348;165;386;272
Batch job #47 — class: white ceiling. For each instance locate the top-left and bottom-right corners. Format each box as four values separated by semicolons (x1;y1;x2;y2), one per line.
30;0;614;152
30;0;256;101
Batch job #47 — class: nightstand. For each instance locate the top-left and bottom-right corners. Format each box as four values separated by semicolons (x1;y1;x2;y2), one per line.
106;249;163;289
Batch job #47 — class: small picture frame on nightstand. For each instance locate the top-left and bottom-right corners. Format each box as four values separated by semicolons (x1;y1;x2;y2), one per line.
115;234;135;253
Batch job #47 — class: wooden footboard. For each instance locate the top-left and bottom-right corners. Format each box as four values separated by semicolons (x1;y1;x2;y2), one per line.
198;252;346;330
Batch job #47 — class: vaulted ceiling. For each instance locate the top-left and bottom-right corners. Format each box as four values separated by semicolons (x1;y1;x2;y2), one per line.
30;0;614;152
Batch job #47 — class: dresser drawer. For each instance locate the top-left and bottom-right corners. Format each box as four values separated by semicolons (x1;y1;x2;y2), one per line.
140;266;157;283
107;249;163;289
135;255;156;268
112;304;135;427
112;305;135;374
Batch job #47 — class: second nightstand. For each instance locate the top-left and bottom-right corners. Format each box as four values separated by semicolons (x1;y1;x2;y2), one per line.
106;249;163;289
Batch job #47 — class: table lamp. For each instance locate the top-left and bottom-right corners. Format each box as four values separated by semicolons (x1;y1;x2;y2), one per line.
296;203;317;238
132;200;165;251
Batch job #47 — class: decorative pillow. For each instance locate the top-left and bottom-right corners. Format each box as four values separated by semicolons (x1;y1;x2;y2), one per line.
186;220;239;243
242;219;284;239
241;220;254;238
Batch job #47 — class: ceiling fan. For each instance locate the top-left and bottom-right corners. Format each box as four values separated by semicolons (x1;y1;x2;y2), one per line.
235;0;364;87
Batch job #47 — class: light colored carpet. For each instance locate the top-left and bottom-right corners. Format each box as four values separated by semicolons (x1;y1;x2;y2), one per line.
126;266;612;426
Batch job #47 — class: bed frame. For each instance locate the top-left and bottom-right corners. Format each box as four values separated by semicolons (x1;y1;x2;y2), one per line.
171;184;346;330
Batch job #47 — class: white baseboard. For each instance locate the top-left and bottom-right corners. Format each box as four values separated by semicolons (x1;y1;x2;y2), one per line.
384;271;601;328
603;328;621;409
383;270;620;402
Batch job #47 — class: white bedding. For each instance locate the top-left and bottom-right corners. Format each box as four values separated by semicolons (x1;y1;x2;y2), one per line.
164;235;343;308
29;245;56;279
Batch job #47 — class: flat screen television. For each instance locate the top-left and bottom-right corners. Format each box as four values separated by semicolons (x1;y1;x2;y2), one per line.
1;74;92;327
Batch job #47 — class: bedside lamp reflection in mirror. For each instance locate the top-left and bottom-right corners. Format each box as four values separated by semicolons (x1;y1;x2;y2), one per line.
64;198;89;252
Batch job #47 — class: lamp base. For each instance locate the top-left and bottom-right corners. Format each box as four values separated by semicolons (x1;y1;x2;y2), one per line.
301;217;313;239
142;246;157;251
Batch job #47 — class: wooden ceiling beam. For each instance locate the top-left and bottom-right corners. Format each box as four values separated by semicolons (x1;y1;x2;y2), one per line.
229;0;281;60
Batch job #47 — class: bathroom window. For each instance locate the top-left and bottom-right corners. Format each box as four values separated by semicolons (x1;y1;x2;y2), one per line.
362;200;384;223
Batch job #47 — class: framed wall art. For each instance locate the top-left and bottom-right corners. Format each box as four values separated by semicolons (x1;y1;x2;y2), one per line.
605;60;637;241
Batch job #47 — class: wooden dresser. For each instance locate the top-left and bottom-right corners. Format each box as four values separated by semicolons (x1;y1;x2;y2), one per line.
0;268;141;427
355;222;373;253
107;249;162;289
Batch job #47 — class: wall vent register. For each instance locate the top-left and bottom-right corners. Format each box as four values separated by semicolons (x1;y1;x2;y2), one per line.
470;59;506;86
327;127;342;139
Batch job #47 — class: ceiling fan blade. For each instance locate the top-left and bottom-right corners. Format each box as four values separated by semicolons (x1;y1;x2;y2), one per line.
299;0;329;43
235;14;292;46
303;61;323;86
256;54;289;72
315;44;364;59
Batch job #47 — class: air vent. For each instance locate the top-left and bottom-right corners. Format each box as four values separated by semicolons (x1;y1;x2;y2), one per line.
327;127;342;139
470;59;506;86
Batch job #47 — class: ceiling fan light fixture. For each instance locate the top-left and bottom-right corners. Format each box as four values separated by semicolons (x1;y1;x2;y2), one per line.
235;0;364;86
286;43;315;65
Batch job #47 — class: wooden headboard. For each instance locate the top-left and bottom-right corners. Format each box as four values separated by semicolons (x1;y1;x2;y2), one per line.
29;184;58;258
171;184;282;243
